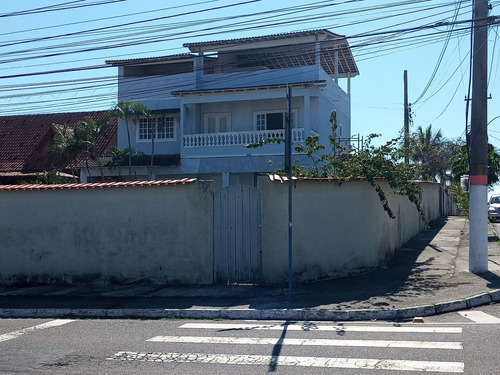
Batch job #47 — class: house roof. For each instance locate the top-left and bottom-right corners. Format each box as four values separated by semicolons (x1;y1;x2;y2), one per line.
172;80;327;97
0;111;117;173
0;178;197;191
185;29;344;49
184;29;359;78
106;53;199;66
106;29;359;78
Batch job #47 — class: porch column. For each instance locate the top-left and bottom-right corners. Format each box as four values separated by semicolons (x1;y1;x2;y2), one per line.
303;95;311;136
315;42;321;67
347;72;351;117
194;52;204;89
334;50;339;83
222;172;230;188
180;102;185;154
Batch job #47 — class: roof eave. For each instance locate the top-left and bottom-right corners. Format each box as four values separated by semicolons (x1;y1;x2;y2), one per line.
172;80;327;97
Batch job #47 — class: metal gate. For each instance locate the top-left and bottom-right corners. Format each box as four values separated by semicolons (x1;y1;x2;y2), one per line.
214;184;261;284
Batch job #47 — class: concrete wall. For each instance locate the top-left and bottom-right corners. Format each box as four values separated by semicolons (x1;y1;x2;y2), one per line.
0;178;441;286
258;177;441;283
0;181;214;285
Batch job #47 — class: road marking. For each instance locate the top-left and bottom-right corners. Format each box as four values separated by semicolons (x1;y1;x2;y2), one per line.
108;351;464;372
148;335;462;349
458;311;500;323
0;319;75;343
179;322;463;334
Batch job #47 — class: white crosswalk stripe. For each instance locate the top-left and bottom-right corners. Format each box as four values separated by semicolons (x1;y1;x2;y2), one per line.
0;319;75;343
108;321;466;373
458;310;500;323
179;322;463;333
108;351;465;372
148;335;463;349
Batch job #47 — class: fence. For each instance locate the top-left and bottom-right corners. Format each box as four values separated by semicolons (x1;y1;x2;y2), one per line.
0;177;442;285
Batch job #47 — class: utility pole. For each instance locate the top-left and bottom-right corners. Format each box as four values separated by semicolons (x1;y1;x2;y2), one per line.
469;0;489;273
404;70;409;164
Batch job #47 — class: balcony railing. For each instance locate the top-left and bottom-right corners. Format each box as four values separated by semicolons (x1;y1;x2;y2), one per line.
183;128;305;148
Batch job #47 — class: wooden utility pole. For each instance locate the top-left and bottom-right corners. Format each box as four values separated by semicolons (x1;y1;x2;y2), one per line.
404;70;409;164
469;0;489;273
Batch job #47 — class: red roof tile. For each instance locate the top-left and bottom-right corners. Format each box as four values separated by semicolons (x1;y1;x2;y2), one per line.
0;178;197;191
0;111;117;173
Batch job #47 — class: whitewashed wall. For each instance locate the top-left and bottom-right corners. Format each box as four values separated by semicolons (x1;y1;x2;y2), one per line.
0;181;214;285
258;177;441;283
0;178;441;285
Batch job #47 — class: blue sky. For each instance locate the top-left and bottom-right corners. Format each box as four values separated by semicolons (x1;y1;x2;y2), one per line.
1;0;499;155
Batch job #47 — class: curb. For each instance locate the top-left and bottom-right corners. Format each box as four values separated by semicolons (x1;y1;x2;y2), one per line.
1;290;498;320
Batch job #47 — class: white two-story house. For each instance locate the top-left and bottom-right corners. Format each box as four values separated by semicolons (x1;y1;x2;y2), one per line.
81;29;359;186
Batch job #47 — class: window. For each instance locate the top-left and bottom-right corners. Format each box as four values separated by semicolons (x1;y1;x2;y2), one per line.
254;110;297;131
204;113;231;133
137;116;177;141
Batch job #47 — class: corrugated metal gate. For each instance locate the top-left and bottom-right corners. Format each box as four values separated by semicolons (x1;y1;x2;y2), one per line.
214;184;261;284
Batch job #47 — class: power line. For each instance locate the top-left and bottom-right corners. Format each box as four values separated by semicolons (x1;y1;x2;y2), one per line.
0;0;485;115
0;0;261;49
412;0;463;105
0;0;126;18
0;1;218;38
0;0;458;61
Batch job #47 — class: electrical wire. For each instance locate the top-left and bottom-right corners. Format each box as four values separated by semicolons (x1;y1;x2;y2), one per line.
0;1;218;38
488;26;499;87
0;0;485;115
0;0;457;61
412;0;463;105
0;0;126;18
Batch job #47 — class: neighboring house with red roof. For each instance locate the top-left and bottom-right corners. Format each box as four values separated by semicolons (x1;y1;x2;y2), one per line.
0;111;116;184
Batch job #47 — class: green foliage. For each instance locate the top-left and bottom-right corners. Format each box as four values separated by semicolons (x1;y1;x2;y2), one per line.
407;125;461;183
112;100;150;179
248;110;427;224
455;188;469;217
31;169;68;185
450;143;500;187
48;115;112;181
245;137;285;148
106;146;133;166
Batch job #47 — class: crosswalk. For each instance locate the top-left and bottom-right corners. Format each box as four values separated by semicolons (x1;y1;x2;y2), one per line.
107;321;467;373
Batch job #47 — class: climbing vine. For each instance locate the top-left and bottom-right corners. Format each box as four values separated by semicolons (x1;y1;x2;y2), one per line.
246;110;427;225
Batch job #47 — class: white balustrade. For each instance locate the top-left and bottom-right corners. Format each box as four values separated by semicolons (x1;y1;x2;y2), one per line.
183;129;305;148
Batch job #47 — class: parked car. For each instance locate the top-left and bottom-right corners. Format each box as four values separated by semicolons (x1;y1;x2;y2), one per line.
488;194;500;222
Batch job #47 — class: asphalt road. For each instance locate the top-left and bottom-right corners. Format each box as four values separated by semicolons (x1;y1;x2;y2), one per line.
1;304;499;374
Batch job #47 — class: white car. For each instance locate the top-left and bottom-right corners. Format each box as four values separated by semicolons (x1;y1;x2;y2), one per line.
488;195;500;222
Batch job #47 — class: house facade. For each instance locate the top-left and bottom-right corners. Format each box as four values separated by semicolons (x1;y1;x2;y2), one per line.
82;29;359;186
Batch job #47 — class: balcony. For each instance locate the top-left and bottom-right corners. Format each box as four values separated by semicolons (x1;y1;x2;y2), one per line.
183;128;305;148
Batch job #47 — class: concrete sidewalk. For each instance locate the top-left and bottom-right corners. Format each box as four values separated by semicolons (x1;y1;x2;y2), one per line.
1;216;499;321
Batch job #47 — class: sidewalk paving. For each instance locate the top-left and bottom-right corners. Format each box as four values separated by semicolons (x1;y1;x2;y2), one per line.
1;216;499;321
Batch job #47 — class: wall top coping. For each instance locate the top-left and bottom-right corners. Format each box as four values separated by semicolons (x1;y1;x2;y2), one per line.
0;178;197;191
267;174;442;186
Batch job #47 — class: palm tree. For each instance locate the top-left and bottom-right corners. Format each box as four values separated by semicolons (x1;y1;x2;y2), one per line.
416;124;442;148
149;115;170;181
410;124;444;181
106;146;133;179
451;143;500;187
76;116;112;181
113;100;150;180
48;123;84;182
